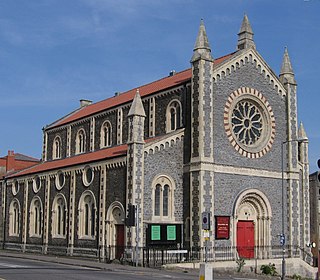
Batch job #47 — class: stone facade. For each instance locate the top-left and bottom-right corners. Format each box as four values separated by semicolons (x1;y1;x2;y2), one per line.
0;15;310;266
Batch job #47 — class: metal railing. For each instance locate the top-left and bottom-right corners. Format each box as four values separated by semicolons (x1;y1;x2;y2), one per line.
104;245;316;268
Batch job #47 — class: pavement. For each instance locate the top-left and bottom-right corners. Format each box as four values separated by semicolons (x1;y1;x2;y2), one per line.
0;249;292;279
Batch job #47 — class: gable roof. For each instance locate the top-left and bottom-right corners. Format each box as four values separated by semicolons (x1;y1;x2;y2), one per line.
47;53;234;129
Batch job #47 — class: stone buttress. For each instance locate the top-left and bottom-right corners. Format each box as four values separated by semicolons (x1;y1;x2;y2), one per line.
126;91;146;253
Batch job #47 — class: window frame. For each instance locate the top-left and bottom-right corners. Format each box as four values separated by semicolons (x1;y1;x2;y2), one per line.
152;175;175;222
78;191;97;240
75;129;86;154
29;196;43;238
100;120;112;148
9;199;20;237
166;100;182;133
53;136;62;159
51;194;67;238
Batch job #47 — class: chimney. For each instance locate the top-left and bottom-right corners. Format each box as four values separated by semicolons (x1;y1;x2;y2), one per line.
80;99;92;108
6;150;15;172
169;70;176;77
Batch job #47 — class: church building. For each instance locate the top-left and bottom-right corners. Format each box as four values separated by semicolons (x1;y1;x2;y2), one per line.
2;15;311;265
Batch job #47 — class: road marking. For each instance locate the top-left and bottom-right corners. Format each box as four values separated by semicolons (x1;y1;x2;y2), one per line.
0;262;28;268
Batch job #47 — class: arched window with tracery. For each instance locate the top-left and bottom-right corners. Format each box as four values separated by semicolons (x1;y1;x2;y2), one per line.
52;194;67;238
29;197;43;237
166;100;182;133
9;199;20;236
100;121;112;148
78;191;96;239
153;175;175;221
53;136;62;159
76;129;86;154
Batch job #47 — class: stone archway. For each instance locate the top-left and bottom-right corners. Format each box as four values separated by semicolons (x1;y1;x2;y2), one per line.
106;202;125;260
233;189;272;259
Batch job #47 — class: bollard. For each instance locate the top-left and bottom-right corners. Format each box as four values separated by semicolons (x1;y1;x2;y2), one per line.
199;263;212;280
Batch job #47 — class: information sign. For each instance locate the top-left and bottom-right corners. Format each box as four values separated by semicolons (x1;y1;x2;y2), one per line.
151;225;161;240
215;216;230;240
167;225;176;240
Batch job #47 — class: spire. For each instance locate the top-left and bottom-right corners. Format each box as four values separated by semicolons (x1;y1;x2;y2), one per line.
191;19;214;62
237;14;255;50
128;89;146;117
298;122;308;141
279;47;296;84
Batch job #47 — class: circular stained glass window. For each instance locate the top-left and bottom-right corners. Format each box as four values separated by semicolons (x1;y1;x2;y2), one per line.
231;100;263;146
224;87;275;158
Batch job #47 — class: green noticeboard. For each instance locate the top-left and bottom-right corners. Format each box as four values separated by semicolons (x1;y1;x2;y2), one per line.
151;225;161;240
167;225;176;241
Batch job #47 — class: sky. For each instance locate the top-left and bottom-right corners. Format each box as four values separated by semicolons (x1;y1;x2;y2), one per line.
0;0;319;172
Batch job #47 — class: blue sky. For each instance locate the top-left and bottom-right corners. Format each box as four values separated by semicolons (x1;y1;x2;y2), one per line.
0;0;319;172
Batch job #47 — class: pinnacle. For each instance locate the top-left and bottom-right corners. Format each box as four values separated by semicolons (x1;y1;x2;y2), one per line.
237;14;255;50
280;47;294;76
191;19;214;62
128;89;146;117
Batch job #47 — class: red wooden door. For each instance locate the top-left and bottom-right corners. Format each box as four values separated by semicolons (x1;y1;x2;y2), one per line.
115;224;124;259
237;221;254;259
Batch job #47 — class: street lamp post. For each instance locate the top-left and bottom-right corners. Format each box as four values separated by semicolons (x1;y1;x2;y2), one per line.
281;137;307;280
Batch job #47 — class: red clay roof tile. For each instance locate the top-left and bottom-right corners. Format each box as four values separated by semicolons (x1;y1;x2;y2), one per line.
49;53;234;128
7;144;128;178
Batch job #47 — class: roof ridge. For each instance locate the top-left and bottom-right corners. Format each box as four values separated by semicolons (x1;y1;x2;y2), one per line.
46;53;234;129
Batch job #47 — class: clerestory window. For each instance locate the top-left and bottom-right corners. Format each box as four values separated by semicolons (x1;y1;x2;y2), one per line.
76;129;86;154
166;100;182;133
100;121;112;148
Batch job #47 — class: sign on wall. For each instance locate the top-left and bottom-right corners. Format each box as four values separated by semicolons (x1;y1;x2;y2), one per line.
215;216;230;240
146;224;182;247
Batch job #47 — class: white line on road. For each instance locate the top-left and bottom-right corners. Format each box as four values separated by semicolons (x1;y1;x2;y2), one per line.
0;262;29;268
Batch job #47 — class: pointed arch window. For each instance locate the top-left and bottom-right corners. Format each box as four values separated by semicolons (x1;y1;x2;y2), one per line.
166;100;182;133
76;129;86;154
153;175;175;221
53;136;62;159
29;197;42;237
9;199;20;236
52;194;67;238
100;121;112;148
78;191;96;239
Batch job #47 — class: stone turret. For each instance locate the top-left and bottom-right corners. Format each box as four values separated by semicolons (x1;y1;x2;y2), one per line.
237;14;255;50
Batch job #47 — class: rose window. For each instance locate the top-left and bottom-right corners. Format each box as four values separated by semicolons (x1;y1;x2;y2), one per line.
224;87;275;158
231;100;263;146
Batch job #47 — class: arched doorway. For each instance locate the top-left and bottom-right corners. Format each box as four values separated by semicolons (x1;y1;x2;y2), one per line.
106;202;125;260
233;189;272;259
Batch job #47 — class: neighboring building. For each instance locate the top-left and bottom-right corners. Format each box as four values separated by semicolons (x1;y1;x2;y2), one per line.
0;151;39;246
309;171;320;266
2;15;311;267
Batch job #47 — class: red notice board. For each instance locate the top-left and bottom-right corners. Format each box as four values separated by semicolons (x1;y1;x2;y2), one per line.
215;216;230;240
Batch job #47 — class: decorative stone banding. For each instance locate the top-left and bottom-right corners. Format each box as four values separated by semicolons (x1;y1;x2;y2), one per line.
224;87;275;158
